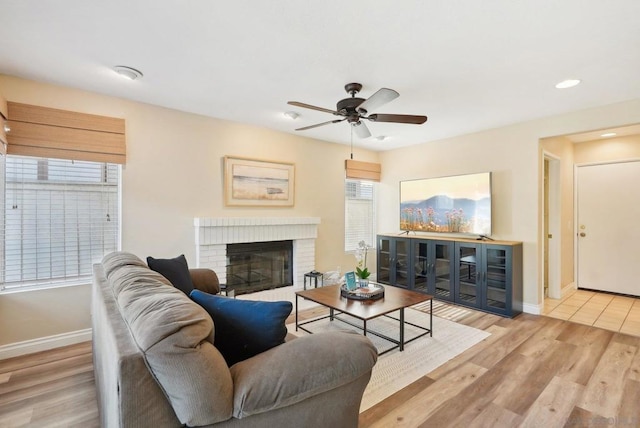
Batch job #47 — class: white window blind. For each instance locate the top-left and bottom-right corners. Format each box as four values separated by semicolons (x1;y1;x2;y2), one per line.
344;178;377;252
1;155;120;291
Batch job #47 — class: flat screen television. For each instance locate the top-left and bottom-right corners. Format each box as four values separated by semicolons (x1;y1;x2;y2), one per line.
400;172;491;236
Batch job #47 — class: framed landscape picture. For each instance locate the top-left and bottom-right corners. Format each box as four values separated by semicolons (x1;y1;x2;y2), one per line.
224;156;295;207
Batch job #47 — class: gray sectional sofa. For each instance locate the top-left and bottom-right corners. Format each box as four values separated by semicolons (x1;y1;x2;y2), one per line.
92;252;377;427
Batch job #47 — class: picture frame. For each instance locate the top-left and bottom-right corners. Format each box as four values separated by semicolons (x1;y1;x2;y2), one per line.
224;156;295;207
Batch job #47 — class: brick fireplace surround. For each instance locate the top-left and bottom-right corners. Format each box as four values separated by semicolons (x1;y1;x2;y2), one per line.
194;217;321;287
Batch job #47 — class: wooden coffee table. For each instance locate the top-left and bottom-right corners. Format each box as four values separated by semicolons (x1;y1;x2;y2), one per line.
295;284;433;355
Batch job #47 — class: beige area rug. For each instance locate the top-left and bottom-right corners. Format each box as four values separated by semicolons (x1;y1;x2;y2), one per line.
236;285;319;310
239;286;491;412
287;308;490;412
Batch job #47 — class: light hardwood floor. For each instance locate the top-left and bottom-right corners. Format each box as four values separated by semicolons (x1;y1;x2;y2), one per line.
0;341;98;427
1;300;639;428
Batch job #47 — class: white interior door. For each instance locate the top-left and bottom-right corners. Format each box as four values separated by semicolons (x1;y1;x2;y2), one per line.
576;161;640;296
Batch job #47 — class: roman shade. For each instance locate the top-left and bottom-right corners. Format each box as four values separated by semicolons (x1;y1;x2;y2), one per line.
0;92;7;155
345;159;381;182
6;102;126;164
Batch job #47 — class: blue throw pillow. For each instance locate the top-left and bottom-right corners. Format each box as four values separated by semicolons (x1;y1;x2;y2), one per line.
190;289;293;366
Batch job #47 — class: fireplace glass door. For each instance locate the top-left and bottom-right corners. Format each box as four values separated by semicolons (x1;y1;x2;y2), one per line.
226;240;293;294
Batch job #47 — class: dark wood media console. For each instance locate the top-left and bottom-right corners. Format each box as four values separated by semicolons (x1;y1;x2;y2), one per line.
377;234;523;317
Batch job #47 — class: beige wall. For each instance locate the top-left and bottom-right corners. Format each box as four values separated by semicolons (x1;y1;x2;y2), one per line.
379;100;640;311
540;136;575;290
574;135;640;164
2;72;640;347
0;74;379;346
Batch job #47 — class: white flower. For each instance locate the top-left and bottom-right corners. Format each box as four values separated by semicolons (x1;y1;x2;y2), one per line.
355;241;370;269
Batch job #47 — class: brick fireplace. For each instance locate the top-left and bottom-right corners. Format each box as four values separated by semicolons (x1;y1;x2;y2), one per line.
194;217;320;290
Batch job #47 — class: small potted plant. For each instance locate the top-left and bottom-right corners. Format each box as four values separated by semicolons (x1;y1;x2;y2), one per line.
355;240;371;287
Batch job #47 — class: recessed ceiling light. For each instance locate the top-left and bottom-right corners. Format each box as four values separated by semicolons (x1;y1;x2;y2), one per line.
113;65;143;80
600;132;617;137
283;111;299;120
555;79;581;89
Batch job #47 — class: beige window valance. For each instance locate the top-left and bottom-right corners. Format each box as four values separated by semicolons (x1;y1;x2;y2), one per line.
0;93;8;155
345;159;381;182
6;102;126;164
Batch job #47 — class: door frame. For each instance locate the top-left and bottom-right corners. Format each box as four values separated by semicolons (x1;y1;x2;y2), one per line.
542;151;561;299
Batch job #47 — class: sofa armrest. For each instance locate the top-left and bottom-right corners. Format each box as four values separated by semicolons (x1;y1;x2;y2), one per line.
229;331;377;418
190;268;220;295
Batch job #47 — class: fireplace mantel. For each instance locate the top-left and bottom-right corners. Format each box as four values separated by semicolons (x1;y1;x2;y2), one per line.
194;217;320;287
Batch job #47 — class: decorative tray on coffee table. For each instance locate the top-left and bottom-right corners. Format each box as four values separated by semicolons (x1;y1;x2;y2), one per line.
340;283;385;300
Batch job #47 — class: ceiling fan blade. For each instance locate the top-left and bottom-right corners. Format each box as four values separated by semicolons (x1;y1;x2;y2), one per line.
356;88;399;113
352;121;371;138
295;118;346;131
368;113;428;124
287;101;339;115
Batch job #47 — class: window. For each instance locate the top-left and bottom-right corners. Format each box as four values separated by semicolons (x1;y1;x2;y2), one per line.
0;155;120;291
344;178;377;252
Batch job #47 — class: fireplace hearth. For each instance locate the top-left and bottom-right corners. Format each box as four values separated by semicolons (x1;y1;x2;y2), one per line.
226;240;293;294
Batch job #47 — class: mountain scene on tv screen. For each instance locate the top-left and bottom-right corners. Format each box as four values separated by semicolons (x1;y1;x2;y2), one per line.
400;195;491;234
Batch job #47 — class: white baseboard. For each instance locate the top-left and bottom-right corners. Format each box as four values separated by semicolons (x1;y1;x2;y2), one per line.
561;282;577;299
522;302;541;315
0;328;92;361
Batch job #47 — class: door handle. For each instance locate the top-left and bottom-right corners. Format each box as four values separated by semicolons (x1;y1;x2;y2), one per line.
579;232;586;237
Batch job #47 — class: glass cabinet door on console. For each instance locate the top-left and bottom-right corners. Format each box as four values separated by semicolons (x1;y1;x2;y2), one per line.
377;236;410;288
411;240;454;299
431;241;455;301
454;242;482;309
393;238;411;288
411;240;429;293
482;245;512;316
377;237;392;284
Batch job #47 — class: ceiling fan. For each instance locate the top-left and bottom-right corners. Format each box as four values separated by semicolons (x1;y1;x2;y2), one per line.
288;83;428;138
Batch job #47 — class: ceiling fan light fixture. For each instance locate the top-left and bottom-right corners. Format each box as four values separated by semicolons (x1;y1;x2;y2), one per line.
376;135;387;141
283;111;299;120
555;79;581;89
288;82;427;139
113;65;143;80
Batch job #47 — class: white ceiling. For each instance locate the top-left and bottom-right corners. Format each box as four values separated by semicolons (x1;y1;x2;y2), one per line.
1;1;639;151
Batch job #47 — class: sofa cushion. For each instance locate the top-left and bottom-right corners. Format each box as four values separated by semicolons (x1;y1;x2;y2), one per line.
114;267;233;426
147;254;194;295
230;331;377;418
190;290;293;366
102;251;148;279
108;265;173;296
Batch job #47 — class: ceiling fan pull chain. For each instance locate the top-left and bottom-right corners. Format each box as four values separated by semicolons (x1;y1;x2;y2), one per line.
350;125;354;159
